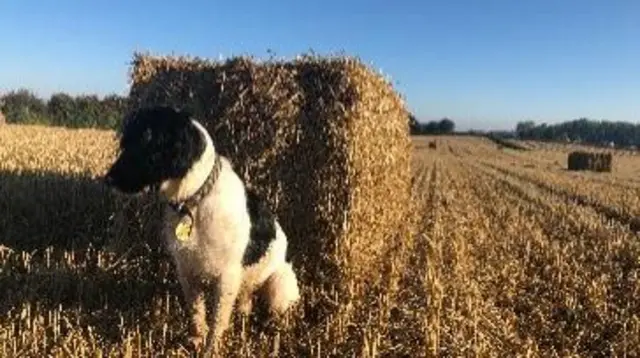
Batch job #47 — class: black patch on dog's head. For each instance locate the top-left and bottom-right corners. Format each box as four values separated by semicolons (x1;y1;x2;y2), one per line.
104;106;206;194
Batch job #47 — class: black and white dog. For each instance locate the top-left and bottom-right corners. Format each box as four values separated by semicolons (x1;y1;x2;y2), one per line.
104;106;300;354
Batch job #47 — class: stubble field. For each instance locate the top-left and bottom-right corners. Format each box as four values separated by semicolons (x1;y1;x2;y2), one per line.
1;124;639;357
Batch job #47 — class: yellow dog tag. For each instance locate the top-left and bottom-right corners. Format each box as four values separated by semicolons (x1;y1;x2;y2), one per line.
175;216;193;242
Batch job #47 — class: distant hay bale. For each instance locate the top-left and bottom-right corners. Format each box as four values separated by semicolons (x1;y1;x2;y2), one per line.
567;151;612;172
126;52;413;285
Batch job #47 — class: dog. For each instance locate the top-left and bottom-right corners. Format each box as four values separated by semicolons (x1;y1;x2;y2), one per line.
103;106;300;355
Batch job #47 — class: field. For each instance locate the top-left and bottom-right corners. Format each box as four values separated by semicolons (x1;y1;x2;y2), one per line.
1;124;640;357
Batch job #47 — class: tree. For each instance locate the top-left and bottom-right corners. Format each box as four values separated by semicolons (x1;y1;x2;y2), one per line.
515;120;536;138
409;113;421;134
424;121;440;133
47;92;76;126
0;89;129;129
0;89;48;124
438;117;455;133
100;94;129;129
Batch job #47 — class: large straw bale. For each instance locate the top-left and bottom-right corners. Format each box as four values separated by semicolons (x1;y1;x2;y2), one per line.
567;151;612;172
126;52;412;284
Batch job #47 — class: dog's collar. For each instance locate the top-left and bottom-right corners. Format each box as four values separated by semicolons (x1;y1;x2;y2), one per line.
168;154;223;217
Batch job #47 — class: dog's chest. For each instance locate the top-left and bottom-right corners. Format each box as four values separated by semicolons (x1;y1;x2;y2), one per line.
162;202;249;275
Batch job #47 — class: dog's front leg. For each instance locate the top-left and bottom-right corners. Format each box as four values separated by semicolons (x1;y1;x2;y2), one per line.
202;268;242;356
177;274;208;350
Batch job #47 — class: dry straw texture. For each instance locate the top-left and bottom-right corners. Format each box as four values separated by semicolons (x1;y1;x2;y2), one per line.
568;151;613;172
127;52;413;284
4;126;640;356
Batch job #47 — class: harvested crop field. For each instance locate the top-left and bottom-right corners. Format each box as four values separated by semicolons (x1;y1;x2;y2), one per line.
1;125;640;357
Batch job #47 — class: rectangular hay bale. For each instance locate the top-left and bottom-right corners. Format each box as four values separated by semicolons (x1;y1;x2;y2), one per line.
126;52;413;284
567;151;612;172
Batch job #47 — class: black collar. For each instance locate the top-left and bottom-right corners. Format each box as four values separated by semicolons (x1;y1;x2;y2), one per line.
168;154;223;218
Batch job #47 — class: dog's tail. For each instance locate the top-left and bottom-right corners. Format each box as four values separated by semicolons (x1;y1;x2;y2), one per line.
263;261;300;315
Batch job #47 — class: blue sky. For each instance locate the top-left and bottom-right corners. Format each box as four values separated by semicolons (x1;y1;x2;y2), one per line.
0;0;638;130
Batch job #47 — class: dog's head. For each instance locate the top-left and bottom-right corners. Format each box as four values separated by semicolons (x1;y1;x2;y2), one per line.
104;106;206;195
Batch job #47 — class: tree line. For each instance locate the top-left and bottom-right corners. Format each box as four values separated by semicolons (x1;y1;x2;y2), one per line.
515;118;640;148
409;114;456;135
3;89;636;148
3;89;462;136
0;89;128;130
410;114;640;149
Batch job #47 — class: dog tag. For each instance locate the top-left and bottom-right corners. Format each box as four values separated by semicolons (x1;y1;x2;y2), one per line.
175;216;193;242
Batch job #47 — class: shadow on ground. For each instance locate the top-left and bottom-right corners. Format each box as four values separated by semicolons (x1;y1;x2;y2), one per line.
0;168;159;252
0;169;300;350
0;168;185;344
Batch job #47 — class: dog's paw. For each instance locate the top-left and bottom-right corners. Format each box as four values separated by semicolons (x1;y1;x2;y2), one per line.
187;334;205;352
237;297;253;316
